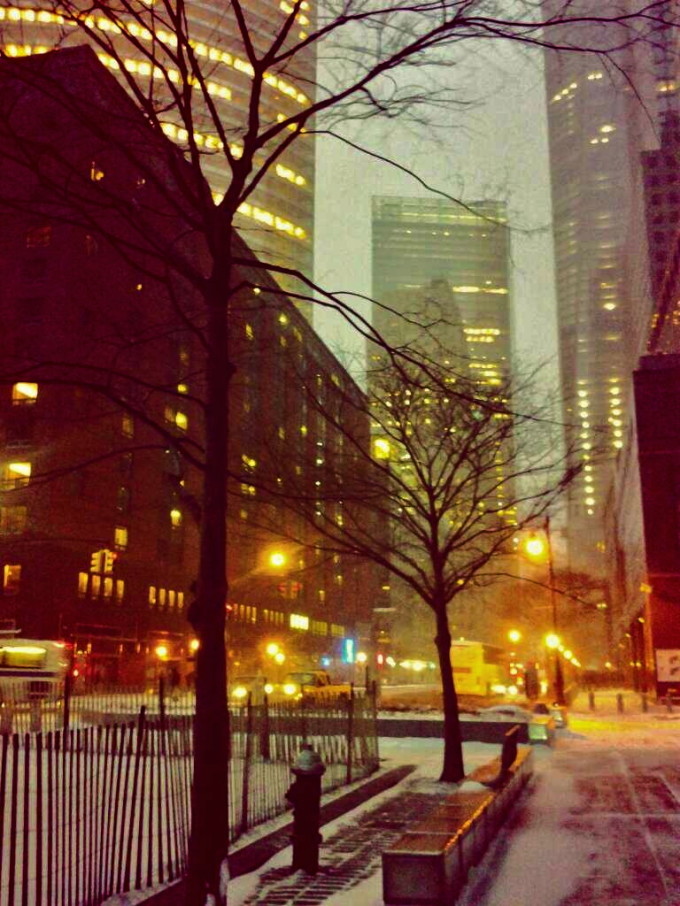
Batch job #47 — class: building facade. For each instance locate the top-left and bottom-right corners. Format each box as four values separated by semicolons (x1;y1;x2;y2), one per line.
371;196;512;385
0;0;315;291
542;0;657;572
0;47;374;685
633;354;680;697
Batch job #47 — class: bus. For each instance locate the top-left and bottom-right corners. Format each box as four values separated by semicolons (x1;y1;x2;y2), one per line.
450;640;510;696
0;638;71;701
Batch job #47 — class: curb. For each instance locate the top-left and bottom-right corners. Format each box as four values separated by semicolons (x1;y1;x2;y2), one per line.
142;763;417;905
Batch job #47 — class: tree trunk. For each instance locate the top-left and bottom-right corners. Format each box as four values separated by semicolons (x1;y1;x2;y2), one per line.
186;262;234;905
434;603;465;782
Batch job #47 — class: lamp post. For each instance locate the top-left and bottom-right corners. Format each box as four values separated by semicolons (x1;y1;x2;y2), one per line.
544;516;566;706
523;517;566;706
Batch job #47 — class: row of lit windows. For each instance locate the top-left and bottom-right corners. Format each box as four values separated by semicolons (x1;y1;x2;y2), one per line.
78;571;125;602
160;123;306;187
0;8;310;105
229;601;345;637
148;586;185;610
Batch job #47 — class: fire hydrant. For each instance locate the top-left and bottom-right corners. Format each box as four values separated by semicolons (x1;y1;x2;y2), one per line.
285;743;326;873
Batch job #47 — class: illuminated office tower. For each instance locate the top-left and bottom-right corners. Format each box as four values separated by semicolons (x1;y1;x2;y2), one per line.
543;1;655;570
0;1;315;289
371;196;512;385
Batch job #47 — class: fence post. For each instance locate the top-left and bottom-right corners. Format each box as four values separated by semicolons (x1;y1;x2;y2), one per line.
641;692;648;713
260;696;270;760
239;695;254;838
588;690;595;711
63;671;72;733
616;692;624;714
665;695;674;714
29;698;42;733
158;674;166;723
346;685;355;786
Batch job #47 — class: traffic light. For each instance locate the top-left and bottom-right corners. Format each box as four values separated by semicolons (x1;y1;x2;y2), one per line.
103;549;117;574
90;550;103;573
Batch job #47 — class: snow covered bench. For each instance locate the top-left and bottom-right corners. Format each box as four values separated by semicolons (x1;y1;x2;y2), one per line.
382;734;534;905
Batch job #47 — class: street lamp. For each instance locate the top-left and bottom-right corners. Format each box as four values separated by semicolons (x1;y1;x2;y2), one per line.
525;517;566;705
268;551;287;569
508;629;522;645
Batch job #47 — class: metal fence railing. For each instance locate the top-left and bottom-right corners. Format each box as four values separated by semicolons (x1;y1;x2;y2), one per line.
0;713;192;906
0;685;379;905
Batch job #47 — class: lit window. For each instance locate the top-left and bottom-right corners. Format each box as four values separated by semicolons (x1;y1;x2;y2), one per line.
121;413;134;437
290;613;309;630
2;462;31;489
175;411;188;431
168;589;176;609
0;506;27;534
116;579;125;602
90;161;105;181
25;225;51;248
114;526;128;551
12;382;38;404
91;575;101;597
177;591;184;609
103;577;113;599
148;586;157;607
78;572;89;597
2;564;21;595
245;323;254;340
170;508;182;528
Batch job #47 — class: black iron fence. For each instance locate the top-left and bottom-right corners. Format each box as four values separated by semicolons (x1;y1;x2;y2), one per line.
0;686;379;906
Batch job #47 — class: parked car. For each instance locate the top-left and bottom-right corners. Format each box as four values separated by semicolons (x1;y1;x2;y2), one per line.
228;675;274;705
477;704;534;722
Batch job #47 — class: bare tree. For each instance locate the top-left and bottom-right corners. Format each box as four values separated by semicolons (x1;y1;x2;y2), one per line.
0;1;675;901
245;349;580;782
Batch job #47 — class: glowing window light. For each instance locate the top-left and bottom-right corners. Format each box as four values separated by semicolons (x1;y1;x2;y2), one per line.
12;382;38;403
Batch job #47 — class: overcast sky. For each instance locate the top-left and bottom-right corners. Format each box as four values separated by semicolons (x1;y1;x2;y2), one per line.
313;39;559;396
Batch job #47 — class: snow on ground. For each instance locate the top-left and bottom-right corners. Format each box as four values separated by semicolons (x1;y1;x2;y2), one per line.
228;694;680;906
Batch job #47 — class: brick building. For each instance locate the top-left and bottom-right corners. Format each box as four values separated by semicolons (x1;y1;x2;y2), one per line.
0;47;377;684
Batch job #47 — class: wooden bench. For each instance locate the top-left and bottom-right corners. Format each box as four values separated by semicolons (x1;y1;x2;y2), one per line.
382;733;534;905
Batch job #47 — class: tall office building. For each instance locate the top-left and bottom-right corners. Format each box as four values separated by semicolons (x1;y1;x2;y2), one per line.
371;196;512;386
543;1;656;571
0;1;315;287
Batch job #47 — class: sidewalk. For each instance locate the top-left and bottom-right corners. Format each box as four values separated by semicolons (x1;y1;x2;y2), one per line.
229;710;680;906
136;700;680;906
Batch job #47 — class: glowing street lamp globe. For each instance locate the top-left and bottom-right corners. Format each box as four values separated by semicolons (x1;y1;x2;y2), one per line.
508;629;522;644
268;551;286;568
545;633;560;650
525;537;546;558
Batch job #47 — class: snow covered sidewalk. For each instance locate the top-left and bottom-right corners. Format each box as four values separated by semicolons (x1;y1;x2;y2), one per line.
459;712;680;906
229;708;680;906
